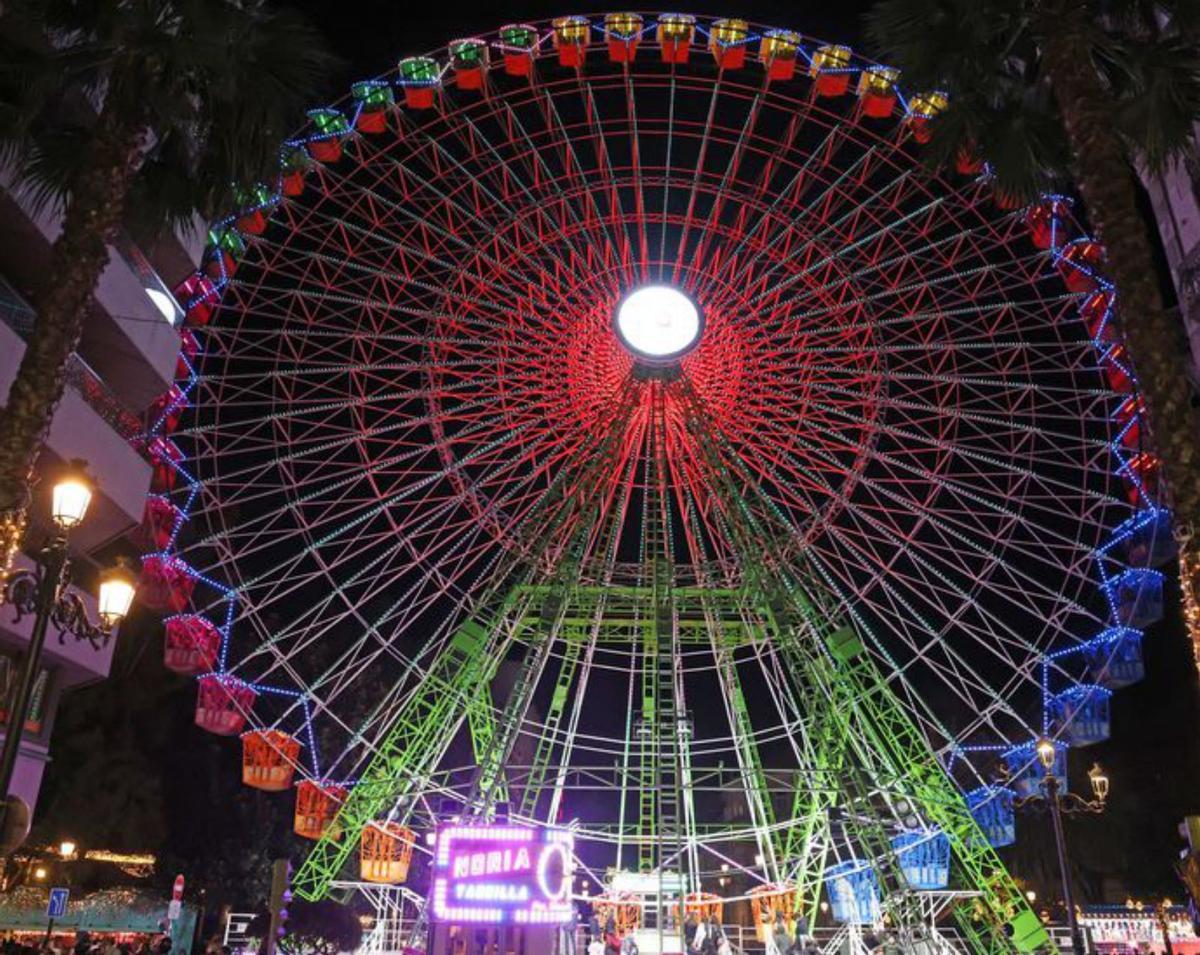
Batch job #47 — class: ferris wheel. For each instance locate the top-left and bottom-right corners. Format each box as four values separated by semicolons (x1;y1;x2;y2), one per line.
135;12;1173;950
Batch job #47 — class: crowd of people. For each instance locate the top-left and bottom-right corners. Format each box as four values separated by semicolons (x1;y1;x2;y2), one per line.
764;914;822;955
580;910;748;955
0;933;174;955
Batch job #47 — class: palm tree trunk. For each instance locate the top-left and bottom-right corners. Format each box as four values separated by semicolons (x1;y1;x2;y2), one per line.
0;106;141;575
1038;0;1200;671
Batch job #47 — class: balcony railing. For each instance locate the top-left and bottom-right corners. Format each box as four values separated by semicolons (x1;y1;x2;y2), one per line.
0;273;144;441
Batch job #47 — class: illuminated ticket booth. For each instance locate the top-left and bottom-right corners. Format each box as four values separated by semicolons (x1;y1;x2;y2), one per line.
604;870;689;955
427;824;575;955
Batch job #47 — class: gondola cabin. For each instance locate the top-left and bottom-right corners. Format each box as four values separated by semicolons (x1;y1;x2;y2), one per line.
142;437;183;493
892;831;950;889
146;385;187;436
1057;240;1106;293
294;780;347;840
1120;452;1161;507
399;58;440;110
499;24;538;76
907;91;948;144
1048;685;1112;746
552;15;589;67
305;108;349;164
176;328;198;379
280;147;309;197
140;495;180;551
451;38;489;89
203;227;245;281
242;729;302;791
163;614;221;675
360;822;416;883
857;66;900;118
1113;567;1164;628
605;13;643;63
955;144;983;176
352;80;394;134
810;45;852;97
139;555;195;613
1024;198;1069;251
1080;290;1115;339
656;14;695;63
1113;395;1145;451
748;883;799;942
195;674;256;736
825;861;880;924
965;786;1015;848
175;273;217;328
234;183;274;235
759;31;800;82
1083;628;1145;689
709;19;749;69
1123;508;1175;568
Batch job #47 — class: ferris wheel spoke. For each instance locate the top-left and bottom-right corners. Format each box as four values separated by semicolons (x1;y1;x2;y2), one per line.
697;112;885;306
184;382;550;508
668;70;726;283
798;530;1044;743
390;98;603;286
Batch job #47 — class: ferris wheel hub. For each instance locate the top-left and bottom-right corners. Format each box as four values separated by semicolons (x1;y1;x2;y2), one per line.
614;285;703;362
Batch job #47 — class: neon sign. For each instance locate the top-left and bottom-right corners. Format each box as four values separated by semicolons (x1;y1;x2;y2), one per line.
431;824;574;925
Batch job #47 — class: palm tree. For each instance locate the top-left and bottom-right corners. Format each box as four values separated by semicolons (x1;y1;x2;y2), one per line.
866;0;1200;663
0;0;336;568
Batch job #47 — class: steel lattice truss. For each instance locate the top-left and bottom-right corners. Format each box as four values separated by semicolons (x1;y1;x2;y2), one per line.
151;14;1160;950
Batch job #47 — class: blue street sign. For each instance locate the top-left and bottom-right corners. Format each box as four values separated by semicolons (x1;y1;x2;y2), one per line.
47;888;69;919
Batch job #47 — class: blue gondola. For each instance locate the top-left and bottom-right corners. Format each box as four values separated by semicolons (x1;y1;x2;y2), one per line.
1048;685;1112;746
965;786;1016;848
1003;741;1067;799
1082;627;1145;688
825;859;881;924
892;830;950;889
1112;568;1164;628
1121;509;1175;568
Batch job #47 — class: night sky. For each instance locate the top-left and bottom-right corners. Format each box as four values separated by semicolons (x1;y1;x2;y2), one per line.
30;0;1200;918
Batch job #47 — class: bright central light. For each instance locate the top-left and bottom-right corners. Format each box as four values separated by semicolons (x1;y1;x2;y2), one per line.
614;285;702;360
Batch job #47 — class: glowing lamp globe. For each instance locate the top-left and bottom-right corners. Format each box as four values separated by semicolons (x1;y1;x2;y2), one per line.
1035;738;1056;771
98;564;137;628
52;466;93;529
615;285;702;362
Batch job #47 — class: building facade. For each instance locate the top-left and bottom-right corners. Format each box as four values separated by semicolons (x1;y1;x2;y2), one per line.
1140;153;1200;385
0;165;196;816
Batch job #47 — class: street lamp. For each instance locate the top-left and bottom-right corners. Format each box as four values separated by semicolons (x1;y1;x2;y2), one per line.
1009;739;1109;954
58;841;76;860
0;461;136;842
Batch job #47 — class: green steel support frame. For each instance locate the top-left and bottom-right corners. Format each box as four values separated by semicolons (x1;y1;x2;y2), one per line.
293;374;1056;955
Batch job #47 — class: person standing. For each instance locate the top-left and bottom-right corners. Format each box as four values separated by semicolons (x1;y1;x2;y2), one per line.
558;908;577;955
769;914;791;955
603;917;621;955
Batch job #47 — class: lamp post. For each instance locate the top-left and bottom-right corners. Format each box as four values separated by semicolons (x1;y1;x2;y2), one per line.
0;462;135;842
1011;739;1109;954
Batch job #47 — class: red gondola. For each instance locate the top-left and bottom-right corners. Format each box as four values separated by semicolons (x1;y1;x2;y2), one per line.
164;614;221;675
140;495;180;551
195;674;256;736
139;555;195;614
